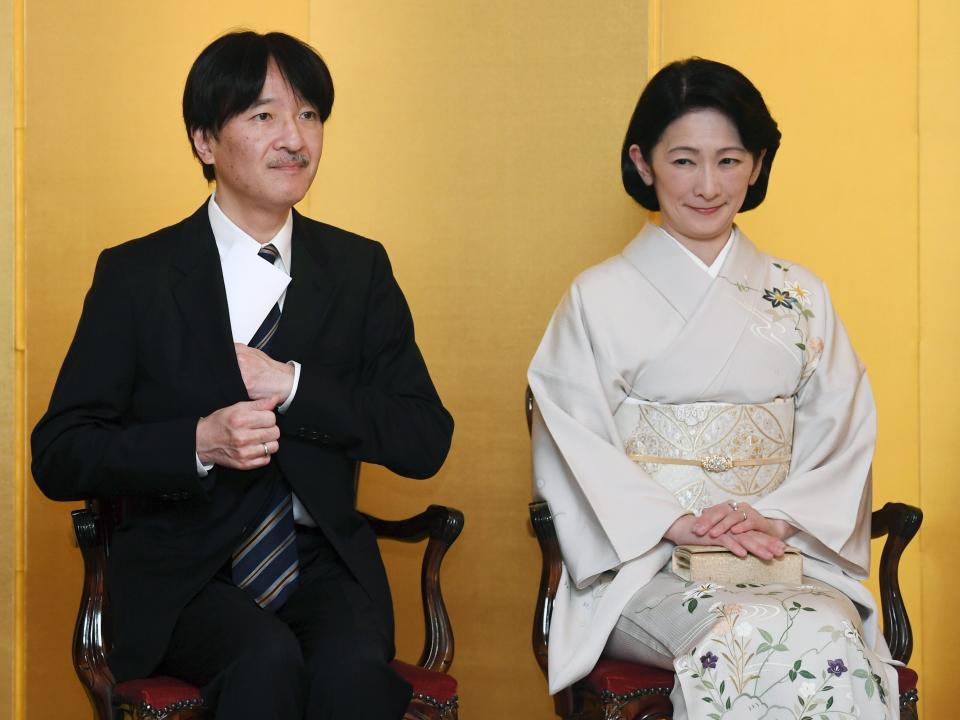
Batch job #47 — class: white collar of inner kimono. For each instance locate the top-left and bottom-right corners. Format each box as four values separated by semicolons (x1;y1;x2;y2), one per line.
207;193;293;272
654;224;737;279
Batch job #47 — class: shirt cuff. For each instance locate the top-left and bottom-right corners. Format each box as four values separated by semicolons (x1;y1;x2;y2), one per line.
277;361;301;414
196;453;214;477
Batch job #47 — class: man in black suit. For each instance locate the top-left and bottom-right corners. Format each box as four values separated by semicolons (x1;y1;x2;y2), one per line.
31;31;453;720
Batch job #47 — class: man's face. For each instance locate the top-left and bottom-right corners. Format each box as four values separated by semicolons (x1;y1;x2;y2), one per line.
192;60;323;221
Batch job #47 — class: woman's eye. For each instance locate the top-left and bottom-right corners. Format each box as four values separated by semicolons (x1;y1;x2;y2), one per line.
719;157;741;166
673;158;694;166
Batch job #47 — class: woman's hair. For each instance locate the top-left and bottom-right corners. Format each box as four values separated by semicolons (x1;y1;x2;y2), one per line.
621;58;781;211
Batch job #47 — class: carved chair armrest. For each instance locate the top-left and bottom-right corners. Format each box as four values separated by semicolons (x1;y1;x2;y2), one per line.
528;501;562;679
870;501;922;663
72;502;116;719
361;505;464;673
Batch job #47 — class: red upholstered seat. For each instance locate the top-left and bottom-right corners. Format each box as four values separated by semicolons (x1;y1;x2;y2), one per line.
896;665;918;693
112;663;458;717
584;659;674;695
113;676;203;713
581;657;918;700
392;659;459;702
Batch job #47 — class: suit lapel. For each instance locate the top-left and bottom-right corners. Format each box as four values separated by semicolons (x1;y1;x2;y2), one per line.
268;211;338;363
171;202;249;405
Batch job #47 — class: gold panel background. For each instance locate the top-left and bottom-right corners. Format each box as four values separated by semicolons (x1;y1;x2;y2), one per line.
14;2;955;719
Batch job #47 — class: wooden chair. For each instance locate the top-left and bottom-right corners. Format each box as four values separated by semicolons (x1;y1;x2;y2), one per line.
525;388;921;720
72;499;464;720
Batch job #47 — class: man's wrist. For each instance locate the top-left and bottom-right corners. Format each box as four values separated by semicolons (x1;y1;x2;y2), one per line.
277;360;301;414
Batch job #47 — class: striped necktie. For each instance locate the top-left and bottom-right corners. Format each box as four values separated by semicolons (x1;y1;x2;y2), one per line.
231;482;300;611
232;242;299;611
248;243;282;352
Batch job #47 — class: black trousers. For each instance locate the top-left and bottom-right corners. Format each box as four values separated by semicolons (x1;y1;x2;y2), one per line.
157;528;411;720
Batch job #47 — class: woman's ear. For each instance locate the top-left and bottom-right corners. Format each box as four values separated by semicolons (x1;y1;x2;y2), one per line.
629;144;654;187
748;148;767;186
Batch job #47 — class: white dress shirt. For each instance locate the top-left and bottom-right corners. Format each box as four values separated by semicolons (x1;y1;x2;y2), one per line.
197;195;315;526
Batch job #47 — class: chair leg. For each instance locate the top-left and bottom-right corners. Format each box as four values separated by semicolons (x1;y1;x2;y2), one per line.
899;692;918;720
609;695;672;720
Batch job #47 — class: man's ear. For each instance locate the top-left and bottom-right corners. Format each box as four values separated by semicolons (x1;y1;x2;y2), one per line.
628;144;654;187
191;128;216;165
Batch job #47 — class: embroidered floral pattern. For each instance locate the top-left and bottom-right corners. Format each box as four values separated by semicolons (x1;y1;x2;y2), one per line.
722;262;824;389
762;287;796;309
826;658;848;677
668;582;891;720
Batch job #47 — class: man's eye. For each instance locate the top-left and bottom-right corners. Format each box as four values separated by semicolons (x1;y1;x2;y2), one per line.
300;110;318;120
254;112;271;121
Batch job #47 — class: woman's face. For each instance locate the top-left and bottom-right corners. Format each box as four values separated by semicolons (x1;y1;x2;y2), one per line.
630;108;765;253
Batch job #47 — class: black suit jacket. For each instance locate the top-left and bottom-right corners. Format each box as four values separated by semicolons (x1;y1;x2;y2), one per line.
31;202;454;681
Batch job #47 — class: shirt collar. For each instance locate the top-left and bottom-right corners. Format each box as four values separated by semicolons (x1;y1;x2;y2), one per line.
207;194;293;271
655;225;737;279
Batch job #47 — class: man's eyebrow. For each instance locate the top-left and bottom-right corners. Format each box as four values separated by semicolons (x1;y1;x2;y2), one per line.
248;97;275;110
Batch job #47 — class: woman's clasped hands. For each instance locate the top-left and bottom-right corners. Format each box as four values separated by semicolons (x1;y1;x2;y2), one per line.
664;501;797;560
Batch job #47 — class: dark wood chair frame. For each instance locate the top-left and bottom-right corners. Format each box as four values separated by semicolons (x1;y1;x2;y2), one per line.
72;498;464;720
525;387;922;720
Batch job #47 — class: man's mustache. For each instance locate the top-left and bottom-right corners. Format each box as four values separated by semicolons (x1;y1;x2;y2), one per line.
268;154;309;168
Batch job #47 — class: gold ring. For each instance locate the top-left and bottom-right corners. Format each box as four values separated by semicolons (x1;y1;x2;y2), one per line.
741;510;748;522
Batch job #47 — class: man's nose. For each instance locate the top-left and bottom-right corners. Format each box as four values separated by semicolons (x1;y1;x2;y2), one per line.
274;115;305;151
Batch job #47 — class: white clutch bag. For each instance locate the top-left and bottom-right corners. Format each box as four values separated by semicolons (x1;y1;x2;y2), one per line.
671;544;803;585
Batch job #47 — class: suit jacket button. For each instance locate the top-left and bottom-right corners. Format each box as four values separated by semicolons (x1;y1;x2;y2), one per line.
320;434;332;444
297;426;307;438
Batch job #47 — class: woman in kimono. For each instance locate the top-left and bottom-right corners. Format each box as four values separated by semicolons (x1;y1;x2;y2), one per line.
528;58;897;720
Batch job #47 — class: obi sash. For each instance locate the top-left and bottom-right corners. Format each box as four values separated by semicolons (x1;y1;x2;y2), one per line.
614;398;795;514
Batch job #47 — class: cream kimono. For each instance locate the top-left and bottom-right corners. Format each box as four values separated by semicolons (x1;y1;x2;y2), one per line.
529;224;896;718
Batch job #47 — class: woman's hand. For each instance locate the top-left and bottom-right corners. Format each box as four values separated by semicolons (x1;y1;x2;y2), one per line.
694;501;798;541
665;508;793;560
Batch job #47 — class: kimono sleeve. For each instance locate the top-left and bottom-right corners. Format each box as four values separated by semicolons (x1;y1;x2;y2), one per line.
753;280;875;578
529;282;687;588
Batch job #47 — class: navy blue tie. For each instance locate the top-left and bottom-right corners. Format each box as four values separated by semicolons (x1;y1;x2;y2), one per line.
232;242;299;611
248;243;282;352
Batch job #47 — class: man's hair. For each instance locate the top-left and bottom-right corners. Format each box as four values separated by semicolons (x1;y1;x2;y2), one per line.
183;31;335;181
621;58;781;212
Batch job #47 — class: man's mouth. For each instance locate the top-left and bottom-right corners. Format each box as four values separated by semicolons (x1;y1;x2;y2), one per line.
268;154;309;169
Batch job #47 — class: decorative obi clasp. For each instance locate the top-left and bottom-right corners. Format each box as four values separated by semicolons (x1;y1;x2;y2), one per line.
614;398;795;514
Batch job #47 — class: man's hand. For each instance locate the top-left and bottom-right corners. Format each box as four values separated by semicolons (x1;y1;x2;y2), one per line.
235;343;294;402
196;397;282;470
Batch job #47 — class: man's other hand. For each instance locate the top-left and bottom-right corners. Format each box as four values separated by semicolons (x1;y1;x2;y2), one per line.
235;343;295;401
196;397;282;469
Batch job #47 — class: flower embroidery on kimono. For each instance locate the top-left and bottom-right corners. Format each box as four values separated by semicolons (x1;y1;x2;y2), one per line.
722;261;825;390
762;287;796;309
785;280;812;306
700;650;719;669
682;582;722;613
826;658;848;677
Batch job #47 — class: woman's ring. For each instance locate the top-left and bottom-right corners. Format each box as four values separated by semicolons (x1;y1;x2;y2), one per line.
741;510;748;522
263;443;269;457
728;501;739;511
